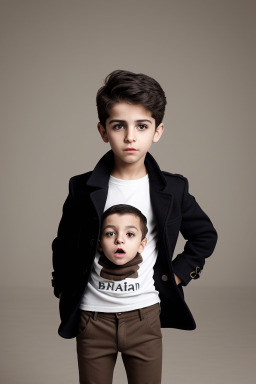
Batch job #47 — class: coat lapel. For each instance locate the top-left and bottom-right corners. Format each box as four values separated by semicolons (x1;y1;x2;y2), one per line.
145;153;174;236
150;188;173;236
90;189;108;223
86;151;114;223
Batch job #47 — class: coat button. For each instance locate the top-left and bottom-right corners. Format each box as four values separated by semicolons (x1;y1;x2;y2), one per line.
161;275;168;282
190;266;201;279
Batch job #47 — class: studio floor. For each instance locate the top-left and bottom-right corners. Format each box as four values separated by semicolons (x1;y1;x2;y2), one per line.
1;286;255;384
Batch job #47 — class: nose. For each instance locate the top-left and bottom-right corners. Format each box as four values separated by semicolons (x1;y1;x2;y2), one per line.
124;127;136;143
115;236;124;244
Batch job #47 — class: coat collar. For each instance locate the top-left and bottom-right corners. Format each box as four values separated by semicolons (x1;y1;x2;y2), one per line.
86;150;173;237
86;150;167;191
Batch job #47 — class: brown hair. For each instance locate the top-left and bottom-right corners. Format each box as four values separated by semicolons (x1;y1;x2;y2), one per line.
102;204;148;239
96;70;167;129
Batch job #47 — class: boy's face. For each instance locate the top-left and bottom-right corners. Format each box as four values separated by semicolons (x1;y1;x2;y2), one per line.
98;213;147;266
98;103;164;168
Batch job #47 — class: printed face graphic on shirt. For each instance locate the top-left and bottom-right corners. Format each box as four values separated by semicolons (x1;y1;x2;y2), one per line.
98;213;147;277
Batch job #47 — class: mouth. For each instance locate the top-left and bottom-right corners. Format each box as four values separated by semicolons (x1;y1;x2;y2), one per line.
124;147;137;152
114;248;126;257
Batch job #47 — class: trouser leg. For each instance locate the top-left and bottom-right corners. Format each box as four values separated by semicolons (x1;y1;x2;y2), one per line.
76;311;118;384
119;304;162;384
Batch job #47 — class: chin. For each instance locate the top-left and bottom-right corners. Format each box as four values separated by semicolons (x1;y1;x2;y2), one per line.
114;258;127;265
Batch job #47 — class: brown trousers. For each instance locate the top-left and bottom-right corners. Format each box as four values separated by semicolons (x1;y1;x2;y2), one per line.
76;303;162;384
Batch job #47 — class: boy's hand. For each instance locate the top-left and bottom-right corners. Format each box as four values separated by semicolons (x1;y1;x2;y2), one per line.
58;293;62;299
174;274;182;285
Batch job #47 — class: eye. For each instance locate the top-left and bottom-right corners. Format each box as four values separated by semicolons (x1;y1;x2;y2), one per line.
105;231;116;237
137;124;148;131
127;232;135;238
113;124;124;130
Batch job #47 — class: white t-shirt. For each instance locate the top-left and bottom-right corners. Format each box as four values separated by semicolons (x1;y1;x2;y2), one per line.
79;174;160;312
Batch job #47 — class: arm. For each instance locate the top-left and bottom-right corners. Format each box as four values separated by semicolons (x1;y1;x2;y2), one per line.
172;178;218;286
51;179;78;298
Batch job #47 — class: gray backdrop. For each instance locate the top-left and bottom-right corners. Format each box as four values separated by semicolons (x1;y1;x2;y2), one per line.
1;1;256;383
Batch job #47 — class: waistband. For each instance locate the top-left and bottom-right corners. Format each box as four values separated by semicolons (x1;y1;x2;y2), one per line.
80;303;160;321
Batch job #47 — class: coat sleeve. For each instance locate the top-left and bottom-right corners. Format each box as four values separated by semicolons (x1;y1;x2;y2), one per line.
172;178;218;286
51;178;78;297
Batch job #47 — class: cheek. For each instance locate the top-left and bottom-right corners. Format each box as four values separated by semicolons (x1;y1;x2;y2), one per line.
113;136;122;145
133;242;142;252
142;136;154;147
100;239;110;250
107;138;118;150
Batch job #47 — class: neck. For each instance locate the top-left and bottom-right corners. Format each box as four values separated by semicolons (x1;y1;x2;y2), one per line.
111;159;147;180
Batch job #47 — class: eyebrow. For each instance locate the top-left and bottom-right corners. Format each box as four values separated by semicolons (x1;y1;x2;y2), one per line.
125;225;139;231
108;119;152;125
103;225;139;232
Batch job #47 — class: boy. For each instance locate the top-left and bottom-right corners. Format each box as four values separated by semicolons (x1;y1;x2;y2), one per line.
52;70;218;383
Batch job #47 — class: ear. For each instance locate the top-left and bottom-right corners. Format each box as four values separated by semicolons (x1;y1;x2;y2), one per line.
138;237;147;254
97;239;103;252
98;122;109;143
152;123;164;143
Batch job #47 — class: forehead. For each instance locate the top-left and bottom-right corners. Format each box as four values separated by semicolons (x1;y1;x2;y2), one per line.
107;102;153;121
103;213;141;228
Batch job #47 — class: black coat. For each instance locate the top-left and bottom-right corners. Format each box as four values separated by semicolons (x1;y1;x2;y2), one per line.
52;151;218;338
